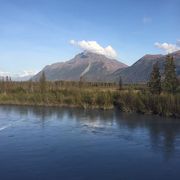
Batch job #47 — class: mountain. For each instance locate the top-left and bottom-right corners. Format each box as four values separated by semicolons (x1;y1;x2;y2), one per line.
32;51;128;82
109;50;180;83
32;50;180;84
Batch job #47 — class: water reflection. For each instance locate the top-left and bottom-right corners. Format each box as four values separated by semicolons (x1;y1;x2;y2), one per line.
115;112;180;160
0;105;180;160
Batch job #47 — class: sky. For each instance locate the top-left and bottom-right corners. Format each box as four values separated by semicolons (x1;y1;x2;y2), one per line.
0;0;180;76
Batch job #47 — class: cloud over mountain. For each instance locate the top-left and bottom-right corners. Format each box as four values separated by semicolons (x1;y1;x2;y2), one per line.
70;40;117;58
155;41;180;53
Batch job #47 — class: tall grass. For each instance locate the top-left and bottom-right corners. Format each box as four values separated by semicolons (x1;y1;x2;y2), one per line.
114;91;180;117
0;81;179;117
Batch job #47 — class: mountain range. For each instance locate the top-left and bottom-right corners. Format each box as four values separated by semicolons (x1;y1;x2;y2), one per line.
32;50;180;83
109;50;180;83
32;51;127;82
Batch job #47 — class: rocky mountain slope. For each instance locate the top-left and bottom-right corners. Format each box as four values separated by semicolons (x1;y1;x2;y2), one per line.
33;50;180;83
32;51;128;82
109;50;180;83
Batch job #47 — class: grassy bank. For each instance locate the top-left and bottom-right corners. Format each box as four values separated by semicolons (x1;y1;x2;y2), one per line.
0;81;179;118
115;91;180;117
0;88;115;109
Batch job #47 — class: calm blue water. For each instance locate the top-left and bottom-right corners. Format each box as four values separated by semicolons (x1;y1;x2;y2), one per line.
0;105;180;180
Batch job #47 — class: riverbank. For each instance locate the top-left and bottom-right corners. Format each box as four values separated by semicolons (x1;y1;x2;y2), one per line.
0;88;179;118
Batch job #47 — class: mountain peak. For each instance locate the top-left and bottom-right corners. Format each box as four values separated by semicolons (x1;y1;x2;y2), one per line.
110;51;180;84
172;50;180;56
77;51;107;57
142;54;163;60
74;51;118;60
33;51;127;82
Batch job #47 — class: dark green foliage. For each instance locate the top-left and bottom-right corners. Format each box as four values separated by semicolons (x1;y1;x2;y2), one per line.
115;92;180;117
119;76;123;90
28;80;34;93
148;63;161;94
0;78;5;93
163;55;178;93
39;71;47;94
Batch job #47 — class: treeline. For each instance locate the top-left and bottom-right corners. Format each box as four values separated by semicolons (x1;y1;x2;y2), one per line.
115;55;180;117
0;55;179;118
0;79;118;94
148;55;179;94
0;74;146;94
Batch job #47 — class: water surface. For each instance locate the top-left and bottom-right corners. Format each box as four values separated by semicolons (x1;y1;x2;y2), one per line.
0;105;180;180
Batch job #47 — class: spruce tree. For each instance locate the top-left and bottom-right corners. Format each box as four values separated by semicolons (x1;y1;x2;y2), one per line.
28;79;34;93
163;55;178;93
119;76;123;90
39;71;46;94
148;62;161;94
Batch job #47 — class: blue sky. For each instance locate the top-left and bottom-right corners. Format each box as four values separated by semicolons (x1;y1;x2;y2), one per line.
0;0;179;75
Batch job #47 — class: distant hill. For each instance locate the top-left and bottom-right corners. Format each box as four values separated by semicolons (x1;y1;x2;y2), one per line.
32;51;128;82
108;50;180;83
32;50;180;84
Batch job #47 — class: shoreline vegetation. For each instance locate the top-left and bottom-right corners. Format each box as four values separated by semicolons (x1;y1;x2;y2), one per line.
0;81;179;118
0;55;179;118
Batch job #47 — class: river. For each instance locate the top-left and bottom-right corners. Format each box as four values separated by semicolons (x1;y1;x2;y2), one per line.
0;105;180;180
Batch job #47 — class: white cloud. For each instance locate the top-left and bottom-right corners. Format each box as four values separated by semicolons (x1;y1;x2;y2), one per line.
15;70;38;77
154;42;180;53
70;40;117;58
0;70;37;78
0;71;10;77
142;17;152;24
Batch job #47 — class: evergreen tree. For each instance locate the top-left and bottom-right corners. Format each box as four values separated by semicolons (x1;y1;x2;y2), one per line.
39;71;46;94
119;76;123;90
148;62;161;94
163;55;178;93
6;76;9;82
28;79;34;93
1;77;5;93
